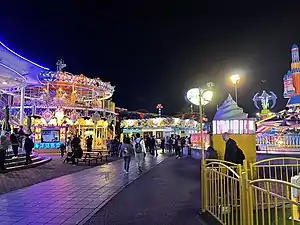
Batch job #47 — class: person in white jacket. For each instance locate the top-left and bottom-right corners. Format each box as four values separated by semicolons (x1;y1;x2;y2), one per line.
134;133;146;172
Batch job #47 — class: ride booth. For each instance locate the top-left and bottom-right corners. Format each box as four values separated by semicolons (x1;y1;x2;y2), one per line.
212;95;257;163
188;132;211;159
33;126;67;150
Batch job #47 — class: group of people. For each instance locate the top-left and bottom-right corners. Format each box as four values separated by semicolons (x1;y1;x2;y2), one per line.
60;135;84;165
160;135;191;159
120;133;146;173
119;133;193;174
0;126;34;171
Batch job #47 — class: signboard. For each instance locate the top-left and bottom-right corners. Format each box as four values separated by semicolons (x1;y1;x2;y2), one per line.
191;133;210;149
213;120;256;135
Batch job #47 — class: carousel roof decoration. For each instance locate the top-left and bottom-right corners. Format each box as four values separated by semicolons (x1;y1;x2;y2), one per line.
119;110;162;120
213;94;248;120
121;117;199;129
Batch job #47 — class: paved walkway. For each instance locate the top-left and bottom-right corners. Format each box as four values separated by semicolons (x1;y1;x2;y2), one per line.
85;156;207;225
0;153;168;225
0;154;118;195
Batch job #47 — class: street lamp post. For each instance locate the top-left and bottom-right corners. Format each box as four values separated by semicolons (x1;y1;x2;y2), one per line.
230;74;240;104
186;83;213;213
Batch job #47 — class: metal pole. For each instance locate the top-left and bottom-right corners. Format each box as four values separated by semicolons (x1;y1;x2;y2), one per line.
20;87;25;126
235;84;238;104
199;88;205;213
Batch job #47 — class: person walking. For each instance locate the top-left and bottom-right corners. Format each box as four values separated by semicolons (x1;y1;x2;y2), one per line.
149;136;154;156
171;135;176;153
175;135;181;159
18;125;25;151
10;128;19;158
0;135;9;171
24;134;34;164
152;136;158;156
180;136;186;155
120;137;134;174
58;143;66;157
134;133;146;172
160;137;165;154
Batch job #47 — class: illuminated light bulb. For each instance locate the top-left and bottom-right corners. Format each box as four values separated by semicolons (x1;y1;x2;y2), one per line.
230;74;240;85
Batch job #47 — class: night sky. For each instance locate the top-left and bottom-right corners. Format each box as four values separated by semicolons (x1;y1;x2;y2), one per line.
1;2;300;119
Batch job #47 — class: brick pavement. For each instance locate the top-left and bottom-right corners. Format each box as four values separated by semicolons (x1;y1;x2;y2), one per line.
0;154;118;195
0;153;168;225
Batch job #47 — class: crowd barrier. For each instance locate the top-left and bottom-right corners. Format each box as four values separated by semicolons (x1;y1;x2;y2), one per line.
203;157;300;225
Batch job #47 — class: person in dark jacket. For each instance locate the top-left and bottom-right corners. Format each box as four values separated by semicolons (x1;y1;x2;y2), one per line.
160;137;165;153
10;128;19;158
206;146;218;159
222;132;245;164
71;135;80;152
180;137;186;155
86;136;93;152
149;136;156;156
222;132;238;163
175;135;181;159
0;135;9;170
24;134;34;164
71;145;83;165
58;143;66;157
18;126;25;150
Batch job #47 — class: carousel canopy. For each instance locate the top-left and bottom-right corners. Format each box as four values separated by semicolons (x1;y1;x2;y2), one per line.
0;41;49;89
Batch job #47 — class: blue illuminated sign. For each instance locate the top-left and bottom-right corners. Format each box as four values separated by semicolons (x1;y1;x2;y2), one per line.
34;142;61;149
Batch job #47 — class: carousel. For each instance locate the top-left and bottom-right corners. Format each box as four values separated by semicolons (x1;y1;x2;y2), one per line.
0;51;116;150
121;116;199;138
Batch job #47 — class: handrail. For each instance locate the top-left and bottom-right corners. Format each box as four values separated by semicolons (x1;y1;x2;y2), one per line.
249;178;300;189
252;157;300;166
205;161;240;178
206;159;238;167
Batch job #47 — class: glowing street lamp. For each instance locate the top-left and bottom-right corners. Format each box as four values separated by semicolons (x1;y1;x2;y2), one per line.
230;74;240;104
186;82;214;213
186;88;213;106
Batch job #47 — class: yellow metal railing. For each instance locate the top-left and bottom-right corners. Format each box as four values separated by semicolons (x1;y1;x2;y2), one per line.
203;157;300;225
204;160;245;225
248;179;300;225
250;157;300;183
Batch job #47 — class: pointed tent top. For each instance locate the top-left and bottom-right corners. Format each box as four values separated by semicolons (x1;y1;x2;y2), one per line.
225;94;237;105
213;93;248;120
227;94;233;101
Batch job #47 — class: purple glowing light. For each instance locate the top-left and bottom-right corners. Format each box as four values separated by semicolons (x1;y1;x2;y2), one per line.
0;41;49;70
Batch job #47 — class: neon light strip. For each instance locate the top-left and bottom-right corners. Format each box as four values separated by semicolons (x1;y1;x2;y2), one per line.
0;41;49;70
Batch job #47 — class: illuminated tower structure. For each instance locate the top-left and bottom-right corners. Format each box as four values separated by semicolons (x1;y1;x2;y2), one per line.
291;44;300;94
283;44;300;107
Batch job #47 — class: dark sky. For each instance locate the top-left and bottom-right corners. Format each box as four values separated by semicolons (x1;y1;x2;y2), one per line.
1;1;299;118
